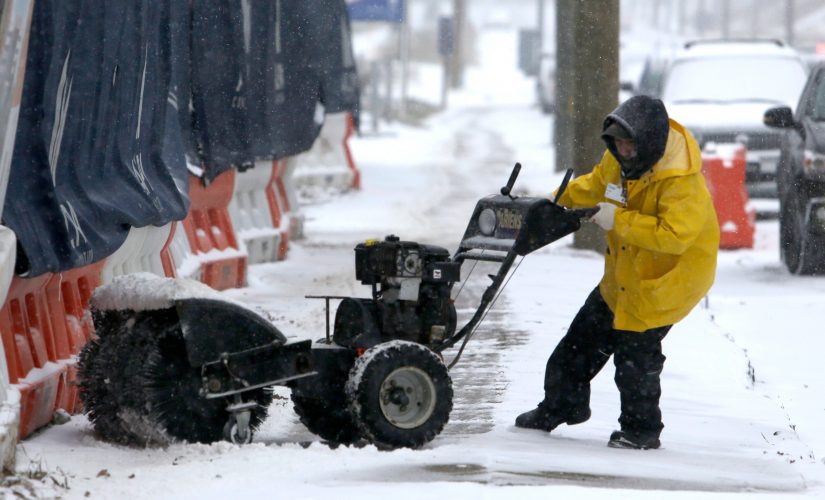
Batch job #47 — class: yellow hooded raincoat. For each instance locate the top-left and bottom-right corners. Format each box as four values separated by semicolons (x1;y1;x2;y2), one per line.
556;119;720;332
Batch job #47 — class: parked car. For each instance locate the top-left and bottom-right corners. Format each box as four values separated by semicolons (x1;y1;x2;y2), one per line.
764;62;825;275
637;57;668;98
661;39;809;199
800;50;825;71
536;52;555;114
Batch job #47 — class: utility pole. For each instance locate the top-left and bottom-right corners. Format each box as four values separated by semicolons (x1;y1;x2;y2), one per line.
751;0;760;38
438;16;452;110
785;0;795;46
677;0;687;35
651;0;660;30
449;0;465;89
537;0;545;54
400;0;410;118
554;0;619;252
721;0;731;38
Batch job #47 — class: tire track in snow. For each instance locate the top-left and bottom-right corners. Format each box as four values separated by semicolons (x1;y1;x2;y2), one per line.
440;263;530;437
421;107;529;437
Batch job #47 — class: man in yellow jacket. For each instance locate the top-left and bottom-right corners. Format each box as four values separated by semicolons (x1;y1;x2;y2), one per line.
515;95;720;449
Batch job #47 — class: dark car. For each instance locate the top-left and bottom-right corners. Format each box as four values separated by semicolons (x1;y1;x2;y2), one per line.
621;56;668;99
764;62;825;275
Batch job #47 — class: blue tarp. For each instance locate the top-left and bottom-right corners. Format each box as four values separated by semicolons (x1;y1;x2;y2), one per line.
4;0;360;277
191;0;359;180
5;1;190;277
318;0;361;114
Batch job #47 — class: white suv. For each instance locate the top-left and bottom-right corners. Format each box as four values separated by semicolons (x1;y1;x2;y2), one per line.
661;40;808;199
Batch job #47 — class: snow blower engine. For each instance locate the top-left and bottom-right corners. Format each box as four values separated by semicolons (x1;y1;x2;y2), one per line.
77;163;597;450
334;236;461;348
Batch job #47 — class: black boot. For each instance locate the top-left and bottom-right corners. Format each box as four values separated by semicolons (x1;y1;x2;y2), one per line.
514;403;591;432
607;430;661;450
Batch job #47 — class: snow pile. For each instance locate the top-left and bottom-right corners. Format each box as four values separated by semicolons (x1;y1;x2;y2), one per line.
90;273;225;312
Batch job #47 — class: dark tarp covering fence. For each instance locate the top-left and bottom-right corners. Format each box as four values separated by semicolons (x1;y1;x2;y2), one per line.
190;0;359;181
4;0;359;277
315;0;360;114
5;0;191;278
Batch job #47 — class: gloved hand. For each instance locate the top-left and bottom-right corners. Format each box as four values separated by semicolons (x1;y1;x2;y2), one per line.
590;202;616;231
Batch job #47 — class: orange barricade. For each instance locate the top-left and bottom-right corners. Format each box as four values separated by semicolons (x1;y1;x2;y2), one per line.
159;222;178;278
270;160;292;260
292;112;360;198
229;161;287;264
702;144;756;249
181;170;248;290
0;262;103;438
101;223;178;284
344;112;361;190
280;157;306;241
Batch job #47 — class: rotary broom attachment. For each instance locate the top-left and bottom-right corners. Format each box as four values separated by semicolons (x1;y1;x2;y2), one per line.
77;274;311;445
79;307;273;446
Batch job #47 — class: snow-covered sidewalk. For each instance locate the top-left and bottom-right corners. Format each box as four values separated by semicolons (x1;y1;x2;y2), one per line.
9;25;825;500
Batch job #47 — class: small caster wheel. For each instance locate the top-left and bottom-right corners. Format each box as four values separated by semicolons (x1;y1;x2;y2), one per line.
223;415;252;444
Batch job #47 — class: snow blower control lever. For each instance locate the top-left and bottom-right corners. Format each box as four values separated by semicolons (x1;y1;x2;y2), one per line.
79;162;596;451
500;162;521;198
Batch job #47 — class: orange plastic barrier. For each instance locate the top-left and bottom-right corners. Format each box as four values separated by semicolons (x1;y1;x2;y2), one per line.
291;112;360;199
228;162;282;264
0;262;103;438
702;144;755;250
181;170;247;290
344;113;361;190
269;160;292;260
160;222;178;278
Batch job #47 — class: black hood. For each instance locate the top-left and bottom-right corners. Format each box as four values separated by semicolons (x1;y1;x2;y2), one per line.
601;95;670;180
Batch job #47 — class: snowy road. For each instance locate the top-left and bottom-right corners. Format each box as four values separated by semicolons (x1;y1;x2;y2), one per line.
10;26;825;500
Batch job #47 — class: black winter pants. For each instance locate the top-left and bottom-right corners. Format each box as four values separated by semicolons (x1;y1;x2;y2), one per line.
543;287;671;436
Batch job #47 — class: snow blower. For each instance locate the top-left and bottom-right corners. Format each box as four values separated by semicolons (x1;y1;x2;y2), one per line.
78;163;597;449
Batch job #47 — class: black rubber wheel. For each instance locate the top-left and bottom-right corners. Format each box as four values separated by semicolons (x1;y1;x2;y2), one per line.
781;195;825;275
291;393;361;445
290;339;361;445
346;341;452;450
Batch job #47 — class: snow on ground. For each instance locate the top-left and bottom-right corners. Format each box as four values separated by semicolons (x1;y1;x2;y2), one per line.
8;23;825;500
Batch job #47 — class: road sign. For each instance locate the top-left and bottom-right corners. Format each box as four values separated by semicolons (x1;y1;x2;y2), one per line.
346;0;405;23
438;17;454;57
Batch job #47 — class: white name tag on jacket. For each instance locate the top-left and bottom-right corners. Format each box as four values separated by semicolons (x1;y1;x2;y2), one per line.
605;183;626;205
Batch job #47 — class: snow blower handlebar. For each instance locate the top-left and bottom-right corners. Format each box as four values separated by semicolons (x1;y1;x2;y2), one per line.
435;164;597;353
